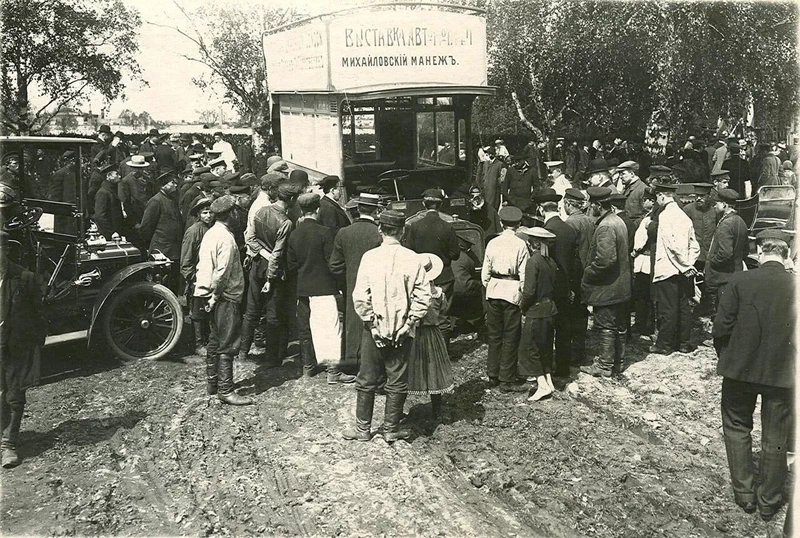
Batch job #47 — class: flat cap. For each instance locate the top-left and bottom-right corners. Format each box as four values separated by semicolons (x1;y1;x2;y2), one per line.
297;192;320;212
240;173;257;187
518;226;556;239
498;206;523;224
649;165;672;177
189;197;214;216
711;169;731;179
222;171;241;183
208;156;226;169
586;186;612;201
564;188;587;202
358;192;381;206
99;162;118;174
691;182;714;194
266;155;283;167
608;193;628;206
277;181;303;199
193;166;211;176
716;188;741;203
209;195;236;214
756;228;792;243
267;160;289;173
652;182;678;193
617;160;639;172
229;184;250;194
260;172;285;190
532;188;562;203
379;209;406;227
422;188;444;201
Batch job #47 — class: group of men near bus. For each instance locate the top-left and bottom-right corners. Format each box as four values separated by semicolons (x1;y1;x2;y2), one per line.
0;129;795;527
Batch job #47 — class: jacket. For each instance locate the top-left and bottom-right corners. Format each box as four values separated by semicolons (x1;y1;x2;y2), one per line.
566;212;596;277
466;203;502;236
404;210;460;284
622;179;648;226
318;195;351;233
503;166;534;212
287;218;338;297
581;210;632;306
544;215;577;300
94;181;124;240
722;157;750;195
139;190;184;260
180;220;211;282
0;263;46;390
704;211;748;287
653;201;700;282
248;203;293;281
482;159;506;210
714;261;795;388
119;173;156;222
520;252;558;318
682;201;717;262
154;143;177;173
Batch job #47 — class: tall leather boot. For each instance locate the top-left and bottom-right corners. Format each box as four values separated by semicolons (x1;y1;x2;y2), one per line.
382;392;411;442
205;353;219;395
580;329;614;378
341;391;375;441
300;339;318;377
193;321;207;356
217;354;254;405
1;403;23;468
613;331;627;375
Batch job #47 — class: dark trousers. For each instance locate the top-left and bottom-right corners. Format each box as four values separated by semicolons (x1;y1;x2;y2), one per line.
721;378;792;511
593;302;627;333
240;265;266;353
0;367;26;449
518;316;554;377
632;272;654;332
485;298;522;383
553;299;570;376
206;299;242;356
263;280;290;362
437;279;454;341
568;301;589;365
355;332;412;395
654;274;693;350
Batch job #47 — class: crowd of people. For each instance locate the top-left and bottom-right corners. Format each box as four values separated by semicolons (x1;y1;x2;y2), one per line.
0;124;796;528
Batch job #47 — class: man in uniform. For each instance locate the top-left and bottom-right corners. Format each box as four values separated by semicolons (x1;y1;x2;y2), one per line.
580;187;632;377
317;175;351;233
618;160;648;226
0;231;47;467
503;154;535;213
342;210;430;442
329;193;383;370
714;229;795;521
404;189;460;345
139;175;183;290
194;196;252;405
481;206;529;391
705;188;748;315
93;163;124;241
650;183;700;354
710;169;731;199
563;188;595;365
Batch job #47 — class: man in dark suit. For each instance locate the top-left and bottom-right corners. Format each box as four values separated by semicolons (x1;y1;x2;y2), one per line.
288;193;355;385
705;188;749;315
404;189;460;343
722;143;750;197
465;186;502;236
0;231;47;468
139;174;183;291
93;164;124;241
329;193;383;369
535;188;578;378
564;188;595;366
713;229;796;521
317;175;351;233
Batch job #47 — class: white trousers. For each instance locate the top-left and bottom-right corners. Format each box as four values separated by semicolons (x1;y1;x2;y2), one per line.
309;295;342;365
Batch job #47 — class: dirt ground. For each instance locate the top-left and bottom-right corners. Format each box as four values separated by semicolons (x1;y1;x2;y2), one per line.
0;318;792;537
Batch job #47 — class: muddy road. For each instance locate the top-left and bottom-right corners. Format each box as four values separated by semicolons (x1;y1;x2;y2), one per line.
1;320;791;537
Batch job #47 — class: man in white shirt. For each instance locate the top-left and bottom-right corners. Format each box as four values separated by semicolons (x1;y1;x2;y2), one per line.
481;206;529;392
651;183;700;354
212;132;237;172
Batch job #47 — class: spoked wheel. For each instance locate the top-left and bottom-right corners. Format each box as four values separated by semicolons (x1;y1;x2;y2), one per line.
102;282;183;360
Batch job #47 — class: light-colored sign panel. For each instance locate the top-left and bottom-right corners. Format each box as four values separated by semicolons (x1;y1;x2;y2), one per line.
264;19;329;93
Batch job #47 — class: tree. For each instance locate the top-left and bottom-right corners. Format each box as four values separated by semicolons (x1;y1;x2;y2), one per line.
196;108;219;127
151;1;300;146
0;0;143;134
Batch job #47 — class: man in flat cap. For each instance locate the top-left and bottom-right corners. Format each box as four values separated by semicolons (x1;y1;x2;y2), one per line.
181;197;215;356
649;183;700;355
563;187;596;365
404;188;460;345
194;196;252;405
714;228;795;521
240;181;303;363
580;187;632;377
139;174;183;291
288;193;355;384
466;186;502;236
618;161;647;226
329;193;383;370
481;206;530;391
343;210;431;443
317;175;351;233
705;188;748;316
93;163;124;241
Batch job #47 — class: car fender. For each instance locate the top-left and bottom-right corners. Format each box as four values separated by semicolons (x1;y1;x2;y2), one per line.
87;261;172;347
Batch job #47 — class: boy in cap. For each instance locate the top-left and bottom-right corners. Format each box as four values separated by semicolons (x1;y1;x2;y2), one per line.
481;206;530;391
194;195;252;405
180;197;215;356
705;188;748;315
342;210;431;442
714;228;795;520
287;193;355;384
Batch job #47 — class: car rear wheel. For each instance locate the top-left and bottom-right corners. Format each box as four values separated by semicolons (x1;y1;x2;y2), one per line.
102;282;183;360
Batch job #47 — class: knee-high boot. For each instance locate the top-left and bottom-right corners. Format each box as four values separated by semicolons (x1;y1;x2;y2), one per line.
217;354;253;405
300;339;318;377
1;402;23;468
580;329;614;377
613;330;627;375
193;320;207;356
205;353;219;395
382;392;411;442
342;391;375;441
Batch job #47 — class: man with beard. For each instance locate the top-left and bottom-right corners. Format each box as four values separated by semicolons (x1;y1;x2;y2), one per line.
704;188;749;316
181;197;215;357
465;186;501;236
329;193;383;370
139;175;183;291
503;155;535;213
93;164;124;241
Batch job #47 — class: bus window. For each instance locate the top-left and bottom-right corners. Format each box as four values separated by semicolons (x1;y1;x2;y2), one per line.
458;119;467;162
417;110;456;168
355;113;377;158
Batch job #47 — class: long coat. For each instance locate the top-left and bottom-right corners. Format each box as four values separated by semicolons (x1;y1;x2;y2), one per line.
482;159;506;210
139;190;183;261
329;218;382;363
1;263;47;391
504;165;535;212
544;215;577;302
318;195;351;234
581;210;631;306
94;181;124;241
704;211;748;287
714;261;795;388
404;210;460;284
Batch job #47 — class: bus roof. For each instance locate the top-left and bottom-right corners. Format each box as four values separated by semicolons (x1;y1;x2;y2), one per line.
0;136;95;145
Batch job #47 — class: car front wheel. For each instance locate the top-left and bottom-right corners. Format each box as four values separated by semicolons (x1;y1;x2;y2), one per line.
102;282;183;360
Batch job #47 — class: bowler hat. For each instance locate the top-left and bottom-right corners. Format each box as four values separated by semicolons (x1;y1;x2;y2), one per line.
157;171;176;183
297;192;320;211
189;197;214;217
498;206;523;224
379;209;406;227
209;195;236;214
289;169;309;185
419;253;444;281
422;188;444;201
98;124;111;134
716;188;740;203
532;188;562;203
148;128;160;136
114;131;125;139
99;163;118;175
318;175;339;190
180;133;193;143
585;159;609;176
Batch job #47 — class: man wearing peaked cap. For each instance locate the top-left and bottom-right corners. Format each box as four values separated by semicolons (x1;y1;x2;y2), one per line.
181;196;215;356
329;190;383;369
208;157;227;176
562;186;595;363
710;169;731;197
618;160;648;226
713;219;795;520
705;187;748;316
93;160;124;242
682;183;717;303
504;153;535;212
318;175;350;233
482;201;530;392
342;204;431;443
139;171;183;292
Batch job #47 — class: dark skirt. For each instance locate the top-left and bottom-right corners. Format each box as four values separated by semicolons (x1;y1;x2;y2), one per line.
407;325;454;395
